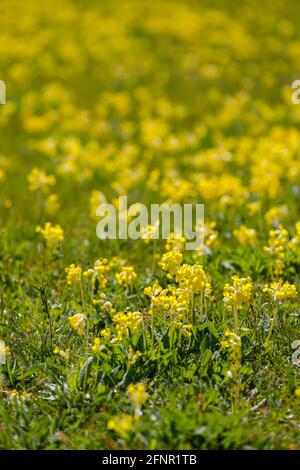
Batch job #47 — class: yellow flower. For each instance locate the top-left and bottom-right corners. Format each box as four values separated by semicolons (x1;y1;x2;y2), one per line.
175;264;212;296
233;225;257;247
107;413;137;437
89;190;107;220
46;193;60;214
127;383;148;408
160;250;182;276
141;224;157;243
3;199;13;209
263;281;297;301
128;349;142;364
36;222;64;248
113;311;142;340
165;232;186;252
91;338;105;353
53;347;70;359
223;276;253;311
27;167;56;192
100;328;111;341
295;389;300;398
289;221;300;252
246;201;261;216
84;258;110;288
65;264;82;285
220;330;241;376
116;266;137;287
265;205;288;226
68;313;86;336
264;225;288;276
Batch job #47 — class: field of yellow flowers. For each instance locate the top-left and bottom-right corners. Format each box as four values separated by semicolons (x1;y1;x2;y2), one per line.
1;0;300;450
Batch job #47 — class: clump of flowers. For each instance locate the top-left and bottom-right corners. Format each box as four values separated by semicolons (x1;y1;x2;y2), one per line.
264;205;288;226
145;283;189;321
127;383;148;409
27;167;56;192
65;264;82;285
91;338;105;353
36;222;64;248
175;264;212;297
53;347;70;359
100;327;112;341
173;321;193;337
263;281;297;342
107;414;137;438
223;276;253;332
93;294;114;315
223;276;253;310
160;250;182;277
113;311;143;340
263;280;297;302
89;190;107;220
128;348;142;365
141;224;157;243
45;193;60;214
264;225;289;276
165;232;186;252
233;225;257;247
289;221;300;252
84;258;110;288
68;313;86;336
115;266;137;288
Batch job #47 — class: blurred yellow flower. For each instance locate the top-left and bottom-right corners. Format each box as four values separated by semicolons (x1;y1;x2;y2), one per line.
36;222;64;248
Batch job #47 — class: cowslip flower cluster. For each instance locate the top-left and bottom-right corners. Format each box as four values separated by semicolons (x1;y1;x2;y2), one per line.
264;226;289;276
264;205;288;226
45;193;60;214
233;225;257;247
173;321;193;337
113;311;143;340
53;347;70;359
107;414;137;437
289;221;300;252
145;283;189;320
89;190;107;220
175;264;212;297
91;338;105;353
115;266;137;287
220;330;241;363
223;276;253;311
68;313;86;336
165;232;186;252
263;281;297;302
128;348;142;365
84;258;110;288
141;224;157;243
65;264;82;285
36;222;64;248
160;250;183;276
127;383;148;409
27;167;56;192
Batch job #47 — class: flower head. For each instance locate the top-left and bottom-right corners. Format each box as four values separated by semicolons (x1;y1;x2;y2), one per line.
36;222;64;248
68;313;86;336
223;276;253;310
116;266;137;287
27;167;56;192
263;280;297;302
65;264;82;285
